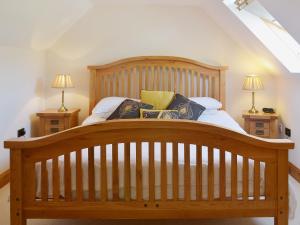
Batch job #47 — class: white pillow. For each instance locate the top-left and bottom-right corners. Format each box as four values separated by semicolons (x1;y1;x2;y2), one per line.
202;109;219;116
82;114;106;126
92;97;140;118
189;97;222;110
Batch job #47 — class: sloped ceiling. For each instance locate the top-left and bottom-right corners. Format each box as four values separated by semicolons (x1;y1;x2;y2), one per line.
0;0;92;50
0;0;299;75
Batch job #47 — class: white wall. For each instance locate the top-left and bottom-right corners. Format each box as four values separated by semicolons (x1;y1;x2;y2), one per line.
45;4;277;125
0;46;45;173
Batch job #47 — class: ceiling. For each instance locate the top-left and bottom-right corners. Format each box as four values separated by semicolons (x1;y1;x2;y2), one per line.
0;0;299;75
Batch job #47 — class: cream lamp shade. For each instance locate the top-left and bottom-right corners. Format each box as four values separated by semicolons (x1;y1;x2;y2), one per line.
242;75;264;114
52;74;74;89
242;74;264;91
52;74;74;112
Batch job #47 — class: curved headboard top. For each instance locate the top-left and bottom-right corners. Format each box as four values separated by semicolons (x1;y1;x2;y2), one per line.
88;56;227;114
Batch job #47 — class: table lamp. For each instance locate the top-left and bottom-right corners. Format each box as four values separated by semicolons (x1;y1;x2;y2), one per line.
52;74;74;112
243;74;264;114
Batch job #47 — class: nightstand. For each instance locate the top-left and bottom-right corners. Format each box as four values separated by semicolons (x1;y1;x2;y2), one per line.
37;109;80;136
242;112;279;138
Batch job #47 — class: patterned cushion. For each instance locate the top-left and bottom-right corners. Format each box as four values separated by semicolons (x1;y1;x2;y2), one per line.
140;109;179;119
107;99;153;120
167;94;206;120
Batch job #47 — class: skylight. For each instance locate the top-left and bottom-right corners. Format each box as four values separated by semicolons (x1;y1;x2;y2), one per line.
223;0;300;73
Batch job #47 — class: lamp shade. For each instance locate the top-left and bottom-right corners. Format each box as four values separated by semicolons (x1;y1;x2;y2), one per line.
242;75;264;91
52;74;74;89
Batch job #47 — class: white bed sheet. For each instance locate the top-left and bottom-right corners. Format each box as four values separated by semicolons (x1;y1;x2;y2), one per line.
36;111;296;218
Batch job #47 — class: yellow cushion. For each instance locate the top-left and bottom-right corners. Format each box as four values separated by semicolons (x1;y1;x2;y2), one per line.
140;90;175;110
140;109;179;119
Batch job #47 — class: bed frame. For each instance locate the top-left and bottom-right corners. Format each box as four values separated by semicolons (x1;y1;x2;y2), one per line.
5;56;294;225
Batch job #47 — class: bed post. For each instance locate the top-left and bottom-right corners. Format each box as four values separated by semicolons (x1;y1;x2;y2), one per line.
275;150;289;225
219;69;226;110
89;68;97;115
10;149;26;225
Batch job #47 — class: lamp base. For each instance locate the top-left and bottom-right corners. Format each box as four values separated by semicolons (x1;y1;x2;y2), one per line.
248;106;259;114
58;105;68;112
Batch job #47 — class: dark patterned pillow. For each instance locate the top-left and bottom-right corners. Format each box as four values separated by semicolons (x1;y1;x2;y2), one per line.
140;109;179;119
107;99;153;120
167;94;205;120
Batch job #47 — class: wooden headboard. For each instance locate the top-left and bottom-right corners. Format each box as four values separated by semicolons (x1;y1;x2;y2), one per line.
88;56;227;114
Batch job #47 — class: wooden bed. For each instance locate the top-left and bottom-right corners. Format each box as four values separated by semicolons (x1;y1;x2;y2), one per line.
5;56;294;225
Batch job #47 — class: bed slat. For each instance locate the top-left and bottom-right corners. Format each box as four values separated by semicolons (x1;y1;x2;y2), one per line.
76;150;83;201
112;144;119;201
149;142;155;202
185;69;189;97
208;147;214;201
179;69;184;95
197;72;201;97
191;71;195;97
184;144;190;201
168;67;172;91
219;149;226;200
196;144;202;200
243;157;249;201
41;160;48;201
52;157;60;201
124;143;131;201
173;142;179;200
254;161;260;200
161;142;167;201
231;153;237;200
101;145;107;201
136;141;143;201
64;153;72;201
88;147;95;201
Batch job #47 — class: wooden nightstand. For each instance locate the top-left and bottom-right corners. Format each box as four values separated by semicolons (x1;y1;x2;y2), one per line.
242;112;279;138
37;109;80;136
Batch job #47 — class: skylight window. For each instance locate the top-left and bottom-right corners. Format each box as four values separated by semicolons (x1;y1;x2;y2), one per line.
223;0;300;73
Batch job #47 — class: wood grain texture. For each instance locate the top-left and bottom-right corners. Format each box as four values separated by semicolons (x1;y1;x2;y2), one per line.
0;170;10;189
289;162;300;183
87;56;227;114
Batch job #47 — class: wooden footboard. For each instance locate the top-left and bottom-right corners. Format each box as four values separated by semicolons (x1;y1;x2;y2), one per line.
4;120;294;225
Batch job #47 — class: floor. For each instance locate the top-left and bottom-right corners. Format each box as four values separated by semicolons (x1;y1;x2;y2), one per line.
1;177;299;225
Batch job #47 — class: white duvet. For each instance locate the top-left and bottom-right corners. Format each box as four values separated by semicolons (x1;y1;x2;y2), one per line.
36;111;297;218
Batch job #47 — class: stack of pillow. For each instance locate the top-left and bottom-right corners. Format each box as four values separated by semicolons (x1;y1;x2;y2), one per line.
91;90;222;121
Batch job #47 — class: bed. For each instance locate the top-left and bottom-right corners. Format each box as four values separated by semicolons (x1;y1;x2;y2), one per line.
4;56;294;225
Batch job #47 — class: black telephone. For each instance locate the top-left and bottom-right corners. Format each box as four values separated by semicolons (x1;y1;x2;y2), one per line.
262;108;275;114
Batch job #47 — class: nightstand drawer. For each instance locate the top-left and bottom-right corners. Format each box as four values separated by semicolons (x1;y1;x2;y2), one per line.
251;129;270;138
45;118;64;126
250;120;269;130
45;127;64;134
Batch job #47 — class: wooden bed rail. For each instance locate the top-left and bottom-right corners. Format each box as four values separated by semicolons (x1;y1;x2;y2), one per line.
4;120;294;225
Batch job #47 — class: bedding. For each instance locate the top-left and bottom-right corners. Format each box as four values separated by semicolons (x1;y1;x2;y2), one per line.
107;99;153;120
189;97;222;110
140;90;174;110
92;97;140;119
167;94;206;120
140;109;179;119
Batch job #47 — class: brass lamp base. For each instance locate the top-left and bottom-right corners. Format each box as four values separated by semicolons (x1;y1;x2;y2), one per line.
57;90;68;112
248;106;259;114
248;91;259;114
58;105;68;112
